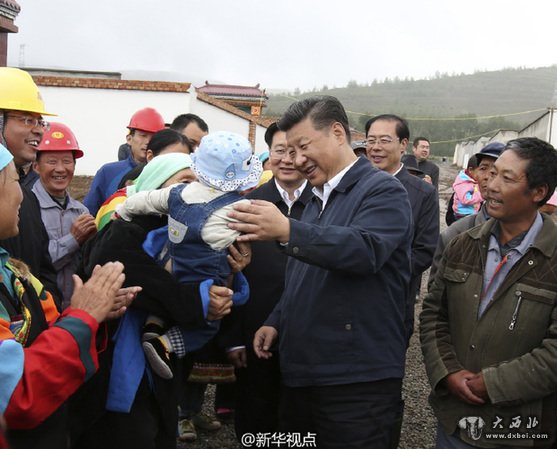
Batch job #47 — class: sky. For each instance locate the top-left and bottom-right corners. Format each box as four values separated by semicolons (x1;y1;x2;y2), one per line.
7;0;557;92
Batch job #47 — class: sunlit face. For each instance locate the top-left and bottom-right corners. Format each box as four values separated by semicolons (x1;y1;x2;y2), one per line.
366;120;407;174
286;118;345;188
181;122;208;150
3;111;45;168
33;150;76;197
486;150;545;225
0;162;24;239
269;130;304;188
161;168;197;188
127;130;154;163
413;139;430;161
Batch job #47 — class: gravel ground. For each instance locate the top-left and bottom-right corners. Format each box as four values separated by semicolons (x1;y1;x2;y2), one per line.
175;161;458;449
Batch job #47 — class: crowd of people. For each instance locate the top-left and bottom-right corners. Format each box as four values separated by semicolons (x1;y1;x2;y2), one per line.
0;67;556;449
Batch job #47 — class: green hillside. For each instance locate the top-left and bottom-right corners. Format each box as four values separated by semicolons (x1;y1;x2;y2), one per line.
265;66;557;156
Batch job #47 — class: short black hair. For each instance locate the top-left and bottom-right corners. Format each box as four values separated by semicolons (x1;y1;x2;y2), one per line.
504;137;557;206
148;128;192;156
170;113;209;133
413;137;430;147
264;122;280;148
277;96;351;144
364;114;410;141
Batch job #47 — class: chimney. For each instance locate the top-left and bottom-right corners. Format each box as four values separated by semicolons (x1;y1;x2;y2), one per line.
0;0;21;66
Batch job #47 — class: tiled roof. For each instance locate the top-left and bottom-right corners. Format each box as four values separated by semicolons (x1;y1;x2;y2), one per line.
197;82;267;99
259;116;280;127
33;76;191;93
0;0;20;24
0;0;20;12
196;91;269;127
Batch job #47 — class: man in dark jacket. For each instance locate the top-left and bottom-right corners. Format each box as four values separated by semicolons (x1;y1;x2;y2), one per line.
229;96;412;449
409;137;439;187
421;138;557;448
0;67;62;304
225;122;313;439
365;114;439;342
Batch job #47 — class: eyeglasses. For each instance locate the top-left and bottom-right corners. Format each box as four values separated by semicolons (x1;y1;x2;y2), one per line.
270;148;296;160
7;115;50;131
366;137;399;147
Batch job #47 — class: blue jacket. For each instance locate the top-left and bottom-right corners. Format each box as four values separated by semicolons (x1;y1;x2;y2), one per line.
266;157;413;387
83;156;138;216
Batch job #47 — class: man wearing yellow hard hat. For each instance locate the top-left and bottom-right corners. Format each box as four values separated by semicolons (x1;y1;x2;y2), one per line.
0;67;62;302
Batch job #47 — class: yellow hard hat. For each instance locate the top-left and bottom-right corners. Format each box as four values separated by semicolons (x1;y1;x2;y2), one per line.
257;169;273;187
0;68;56;116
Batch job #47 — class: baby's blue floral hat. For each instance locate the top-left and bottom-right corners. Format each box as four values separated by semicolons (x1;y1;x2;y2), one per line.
191;131;262;192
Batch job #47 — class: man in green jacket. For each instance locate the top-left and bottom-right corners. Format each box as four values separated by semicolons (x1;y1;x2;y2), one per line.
421;137;557;448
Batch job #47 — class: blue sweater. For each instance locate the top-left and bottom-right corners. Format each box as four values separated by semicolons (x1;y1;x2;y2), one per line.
266;157;413;387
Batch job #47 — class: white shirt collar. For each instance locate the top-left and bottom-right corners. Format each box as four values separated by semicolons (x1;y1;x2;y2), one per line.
392;163;404;177
313;159;358;210
274;178;308;208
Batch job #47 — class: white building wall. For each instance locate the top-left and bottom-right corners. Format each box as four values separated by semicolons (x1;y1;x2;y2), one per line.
38;86;267;175
490;130;518;143
518;113;550;141
453;110;557;167
39;86;191;175
190;98;250;136
254;125;268;154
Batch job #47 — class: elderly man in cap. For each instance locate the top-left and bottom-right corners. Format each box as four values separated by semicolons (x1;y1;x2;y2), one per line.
32;123;96;308
421;137;557;448
351;140;367;158
429;142;505;285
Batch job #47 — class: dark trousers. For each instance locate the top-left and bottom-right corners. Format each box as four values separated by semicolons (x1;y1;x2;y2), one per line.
279;379;403;449
71;376;177;449
405;274;422;345
235;348;281;441
179;381;206;418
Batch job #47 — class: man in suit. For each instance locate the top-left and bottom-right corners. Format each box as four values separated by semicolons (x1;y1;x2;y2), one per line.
366;114;439;342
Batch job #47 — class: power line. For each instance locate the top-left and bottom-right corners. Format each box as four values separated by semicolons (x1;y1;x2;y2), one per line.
346;108;546;121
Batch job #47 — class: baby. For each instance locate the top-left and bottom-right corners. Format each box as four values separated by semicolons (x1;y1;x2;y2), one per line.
118;131;262;378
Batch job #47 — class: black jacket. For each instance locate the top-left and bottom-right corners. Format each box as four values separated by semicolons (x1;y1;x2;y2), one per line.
79;215;205;327
71;215;204;449
395;167;439;279
221;179;313;348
